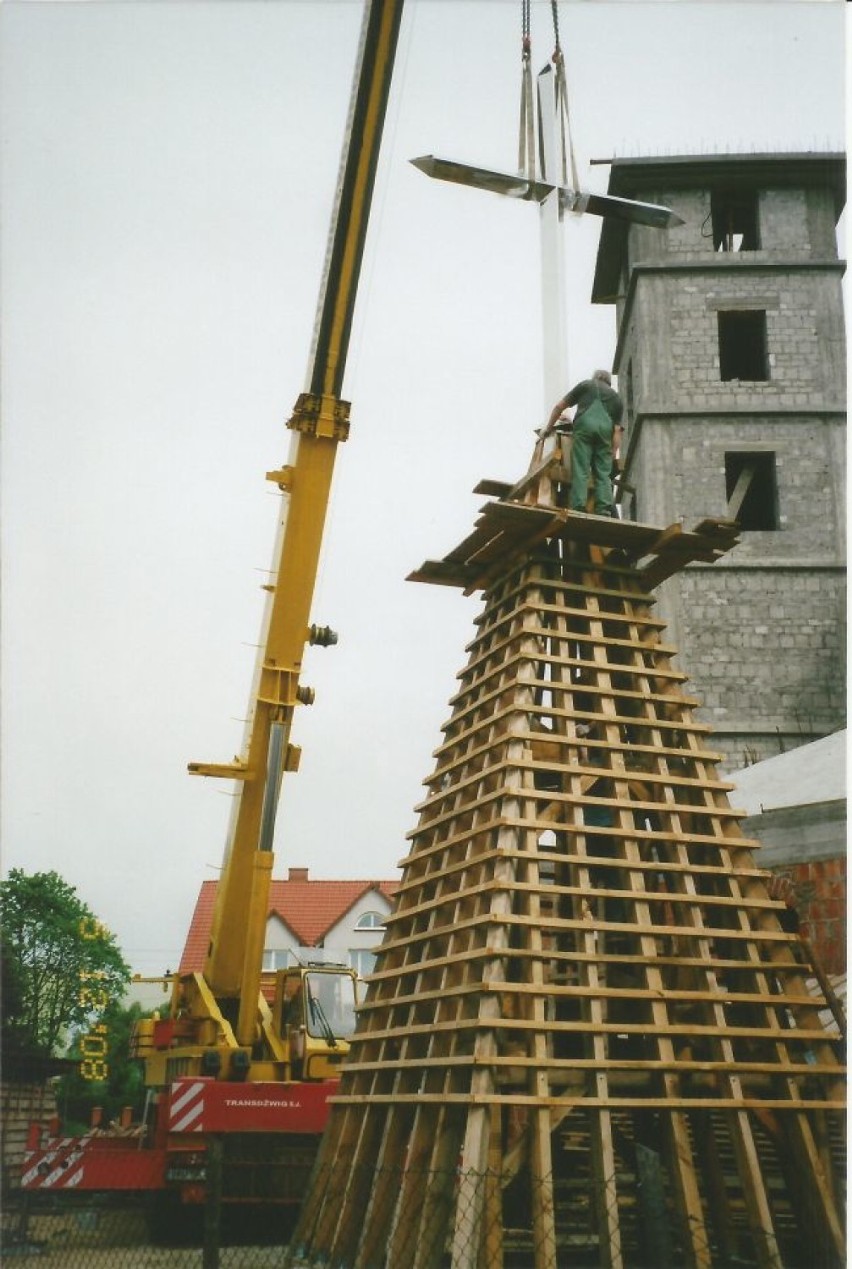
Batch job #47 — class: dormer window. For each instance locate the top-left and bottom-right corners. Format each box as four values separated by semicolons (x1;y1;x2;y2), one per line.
355;911;385;930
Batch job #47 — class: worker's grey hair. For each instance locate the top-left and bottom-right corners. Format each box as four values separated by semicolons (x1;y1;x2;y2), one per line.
593;369;612;385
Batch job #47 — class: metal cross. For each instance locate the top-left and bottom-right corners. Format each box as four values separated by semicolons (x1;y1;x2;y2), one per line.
412;64;682;411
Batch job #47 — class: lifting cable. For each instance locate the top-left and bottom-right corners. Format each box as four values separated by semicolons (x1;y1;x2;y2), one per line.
518;0;535;180
518;0;578;192
550;0;579;193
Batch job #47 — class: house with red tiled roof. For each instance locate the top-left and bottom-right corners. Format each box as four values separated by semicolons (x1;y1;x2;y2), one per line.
179;868;399;978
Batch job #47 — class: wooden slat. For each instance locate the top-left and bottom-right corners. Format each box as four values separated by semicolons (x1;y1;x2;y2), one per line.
341;1055;844;1079
473;478;513;497
330;1092;844;1112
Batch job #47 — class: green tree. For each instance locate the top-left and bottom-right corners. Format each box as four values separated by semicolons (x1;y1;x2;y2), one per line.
59;1000;152;1132
0;869;130;1066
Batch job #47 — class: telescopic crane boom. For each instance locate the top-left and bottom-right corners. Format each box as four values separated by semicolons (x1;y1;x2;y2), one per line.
23;4;406;1223
153;0;405;1072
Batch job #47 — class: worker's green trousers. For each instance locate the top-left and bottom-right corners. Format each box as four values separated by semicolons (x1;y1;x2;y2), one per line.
569;401;614;515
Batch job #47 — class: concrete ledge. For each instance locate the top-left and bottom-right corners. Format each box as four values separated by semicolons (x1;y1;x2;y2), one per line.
744;798;846;867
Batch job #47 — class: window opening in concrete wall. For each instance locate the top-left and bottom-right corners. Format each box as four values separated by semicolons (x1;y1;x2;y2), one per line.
718;310;768;381
725;451;779;530
711;190;760;251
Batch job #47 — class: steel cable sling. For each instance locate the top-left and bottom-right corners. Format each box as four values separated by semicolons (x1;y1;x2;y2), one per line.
550;0;579;195
518;1;577;194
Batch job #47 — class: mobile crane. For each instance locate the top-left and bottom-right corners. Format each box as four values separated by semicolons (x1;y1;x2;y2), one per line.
23;0;405;1223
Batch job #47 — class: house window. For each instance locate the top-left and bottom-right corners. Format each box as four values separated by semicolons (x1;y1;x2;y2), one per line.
350;948;377;976
262;948;295;971
355;911;385;930
725;452;779;530
711;190;759;252
718;310;768;381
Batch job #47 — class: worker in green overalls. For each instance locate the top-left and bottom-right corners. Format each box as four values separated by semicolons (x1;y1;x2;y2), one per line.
543;369;624;516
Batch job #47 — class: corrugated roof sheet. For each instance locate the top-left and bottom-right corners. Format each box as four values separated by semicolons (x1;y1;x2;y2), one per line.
179;875;399;974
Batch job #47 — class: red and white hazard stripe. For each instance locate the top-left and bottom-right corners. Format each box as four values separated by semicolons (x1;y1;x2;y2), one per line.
22;1137;88;1189
168;1079;207;1133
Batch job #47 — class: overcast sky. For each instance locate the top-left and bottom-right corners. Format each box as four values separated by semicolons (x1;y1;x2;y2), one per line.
1;0;845;976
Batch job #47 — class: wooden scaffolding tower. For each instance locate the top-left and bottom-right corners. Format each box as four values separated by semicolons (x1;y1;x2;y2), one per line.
287;445;846;1269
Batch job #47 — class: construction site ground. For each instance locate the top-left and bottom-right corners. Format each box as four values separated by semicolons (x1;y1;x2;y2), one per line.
2;1202;291;1268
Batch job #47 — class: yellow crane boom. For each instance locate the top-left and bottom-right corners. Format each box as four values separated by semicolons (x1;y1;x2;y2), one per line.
184;0;405;1050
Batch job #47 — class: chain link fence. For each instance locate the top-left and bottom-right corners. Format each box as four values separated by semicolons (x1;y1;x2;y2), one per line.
4;1114;314;1268
2;1154;839;1268
1;1178;582;1269
286;1161;685;1269
1;1189;294;1268
286;1151;836;1268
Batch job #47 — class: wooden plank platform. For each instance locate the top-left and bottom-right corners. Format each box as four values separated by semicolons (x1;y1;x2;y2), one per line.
408;473;740;595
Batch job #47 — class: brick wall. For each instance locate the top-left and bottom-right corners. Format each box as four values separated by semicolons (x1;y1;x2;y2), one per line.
769;854;847;976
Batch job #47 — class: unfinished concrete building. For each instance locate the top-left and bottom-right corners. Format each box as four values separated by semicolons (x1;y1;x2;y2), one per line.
287;450;845;1269
593;154;846;769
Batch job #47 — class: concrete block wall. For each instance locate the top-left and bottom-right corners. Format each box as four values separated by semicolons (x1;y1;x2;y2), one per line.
647;563;844;771
628;414;845;550
607;156;846;770
678;565;844;724
626;183;841;262
622;265;846;414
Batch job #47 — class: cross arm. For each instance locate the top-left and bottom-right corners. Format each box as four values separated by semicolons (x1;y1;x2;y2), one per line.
411;155;683;228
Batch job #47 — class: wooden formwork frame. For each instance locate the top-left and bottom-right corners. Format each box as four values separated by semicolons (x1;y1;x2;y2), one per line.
287;453;845;1269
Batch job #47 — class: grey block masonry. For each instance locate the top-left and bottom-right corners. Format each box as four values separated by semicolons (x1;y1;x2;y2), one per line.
592;156;846;769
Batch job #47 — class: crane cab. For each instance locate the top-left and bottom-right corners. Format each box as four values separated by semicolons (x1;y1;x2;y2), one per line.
275;964;360;1080
130;963;361;1086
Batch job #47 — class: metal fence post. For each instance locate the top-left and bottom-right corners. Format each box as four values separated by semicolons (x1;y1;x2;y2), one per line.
203;1135;223;1269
